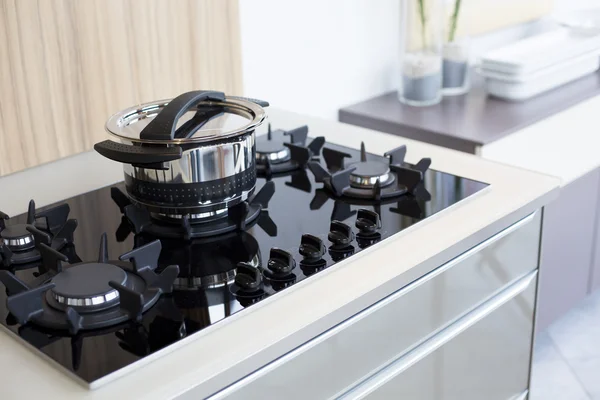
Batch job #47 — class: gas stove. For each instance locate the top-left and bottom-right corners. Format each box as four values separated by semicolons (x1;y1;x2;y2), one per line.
0;127;487;385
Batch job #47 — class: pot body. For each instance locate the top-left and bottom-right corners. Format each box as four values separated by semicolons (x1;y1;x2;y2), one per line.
122;132;256;217
95;91;268;218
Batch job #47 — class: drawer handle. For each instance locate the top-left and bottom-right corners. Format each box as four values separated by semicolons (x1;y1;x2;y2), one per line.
456;211;538;260
337;271;537;400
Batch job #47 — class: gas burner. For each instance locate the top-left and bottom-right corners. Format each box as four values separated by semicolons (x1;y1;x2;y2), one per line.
256;124;325;176
346;143;395;189
349;160;394;188
310;184;432;222
306;142;432;221
51;262;125;310
0;200;78;269
111;182;277;240
0;234;179;334
308;142;431;201
152;208;228;221
2;224;34;250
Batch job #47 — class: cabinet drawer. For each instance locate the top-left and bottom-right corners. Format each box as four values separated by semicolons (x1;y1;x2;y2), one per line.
210;212;541;400
346;271;537;400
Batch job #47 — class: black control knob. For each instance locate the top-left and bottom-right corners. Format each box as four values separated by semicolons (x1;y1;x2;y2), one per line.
299;234;325;263
329;246;355;262
267;248;296;276
234;262;262;291
328;220;354;247
355;209;381;236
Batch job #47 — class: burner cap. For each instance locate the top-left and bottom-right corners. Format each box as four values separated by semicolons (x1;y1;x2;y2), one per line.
348;161;394;188
255;136;291;164
1;225;35;251
50;263;127;311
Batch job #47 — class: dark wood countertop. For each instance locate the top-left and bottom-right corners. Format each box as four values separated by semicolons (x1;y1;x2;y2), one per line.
339;70;600;154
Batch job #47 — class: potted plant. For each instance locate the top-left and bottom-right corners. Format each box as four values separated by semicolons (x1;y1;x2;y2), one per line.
398;0;444;106
442;0;470;95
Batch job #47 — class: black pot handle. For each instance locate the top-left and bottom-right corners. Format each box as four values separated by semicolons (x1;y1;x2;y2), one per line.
94;140;182;165
140;90;226;141
228;96;270;108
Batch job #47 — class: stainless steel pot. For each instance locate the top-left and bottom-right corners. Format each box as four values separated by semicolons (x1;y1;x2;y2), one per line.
94;90;268;217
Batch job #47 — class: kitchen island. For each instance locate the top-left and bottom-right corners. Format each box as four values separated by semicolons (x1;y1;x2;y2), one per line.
339;84;600;332
0;109;559;399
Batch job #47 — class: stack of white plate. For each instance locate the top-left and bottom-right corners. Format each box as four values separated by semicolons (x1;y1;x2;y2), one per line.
478;28;600;101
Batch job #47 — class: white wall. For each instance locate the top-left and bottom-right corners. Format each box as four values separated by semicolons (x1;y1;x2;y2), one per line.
239;0;400;120
239;0;596;121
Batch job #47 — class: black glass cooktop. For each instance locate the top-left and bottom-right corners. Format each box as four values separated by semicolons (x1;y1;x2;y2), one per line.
0;138;487;385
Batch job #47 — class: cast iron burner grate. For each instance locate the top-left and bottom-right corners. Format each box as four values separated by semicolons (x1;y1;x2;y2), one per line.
7;295;186;371
16;307;185;371
276;169;313;193
0;200;79;269
0;234;179;334
307;142;431;201
309;184;432;223
111;181;277;241
256;124;325;177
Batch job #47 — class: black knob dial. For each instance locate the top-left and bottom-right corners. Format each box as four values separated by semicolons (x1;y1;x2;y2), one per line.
355;209;381;235
267;248;296;275
329;246;355;262
234;262;262;291
328;220;355;247
299;234;325;262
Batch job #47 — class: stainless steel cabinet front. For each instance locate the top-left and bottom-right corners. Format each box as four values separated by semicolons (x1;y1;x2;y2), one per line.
344;271;537;400
209;212;541;400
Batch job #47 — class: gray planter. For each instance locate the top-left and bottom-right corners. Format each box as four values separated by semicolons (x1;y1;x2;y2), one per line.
400;54;443;106
442;42;470;95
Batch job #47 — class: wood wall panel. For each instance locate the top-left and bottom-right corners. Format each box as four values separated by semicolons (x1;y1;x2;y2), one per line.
0;0;243;176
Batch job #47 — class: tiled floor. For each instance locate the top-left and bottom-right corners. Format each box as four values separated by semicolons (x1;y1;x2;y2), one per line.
531;289;600;399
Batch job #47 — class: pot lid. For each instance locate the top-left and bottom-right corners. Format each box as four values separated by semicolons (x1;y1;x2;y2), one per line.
105;91;267;144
